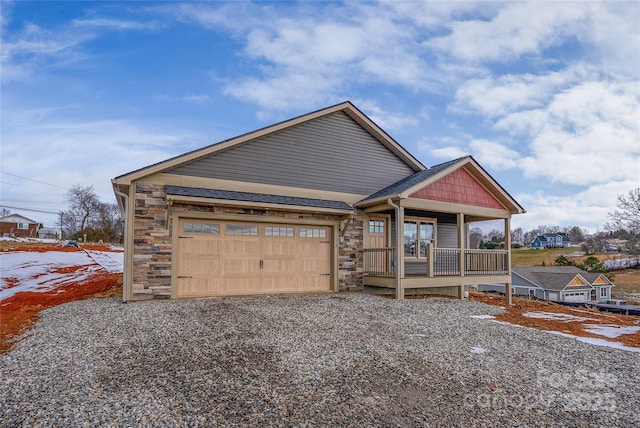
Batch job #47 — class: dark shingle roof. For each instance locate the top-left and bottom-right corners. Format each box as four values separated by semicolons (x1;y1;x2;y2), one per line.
512;266;594;291
359;157;466;202
165;186;354;211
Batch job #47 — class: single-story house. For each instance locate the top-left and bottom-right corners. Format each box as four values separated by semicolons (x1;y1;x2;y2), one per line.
0;214;39;238
38;227;61;240
479;266;613;303
530;233;571;249
112;102;525;303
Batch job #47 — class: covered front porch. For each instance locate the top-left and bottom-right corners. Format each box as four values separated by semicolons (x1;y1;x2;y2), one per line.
354;157;525;303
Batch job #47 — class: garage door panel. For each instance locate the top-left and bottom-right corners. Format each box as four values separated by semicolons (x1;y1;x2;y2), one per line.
179;277;224;296
177;219;332;297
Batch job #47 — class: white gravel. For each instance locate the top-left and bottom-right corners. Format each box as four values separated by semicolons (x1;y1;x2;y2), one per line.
1;294;639;427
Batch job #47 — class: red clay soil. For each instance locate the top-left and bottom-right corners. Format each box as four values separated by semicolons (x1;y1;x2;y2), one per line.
469;292;640;349
0;243;122;354
2;242;638;354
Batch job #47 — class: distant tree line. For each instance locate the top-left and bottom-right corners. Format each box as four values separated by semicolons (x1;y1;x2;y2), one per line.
59;185;123;243
470;188;639;254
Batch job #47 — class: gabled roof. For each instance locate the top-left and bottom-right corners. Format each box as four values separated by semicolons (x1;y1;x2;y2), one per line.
0;214;37;224
512;266;601;291
113;101;425;185
355;156;525;214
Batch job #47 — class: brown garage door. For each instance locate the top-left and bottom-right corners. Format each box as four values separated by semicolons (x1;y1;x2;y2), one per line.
177;219;332;297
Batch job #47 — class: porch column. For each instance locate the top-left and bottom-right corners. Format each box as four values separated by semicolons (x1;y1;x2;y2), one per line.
396;203;405;300
504;217;512;305
457;213;465;299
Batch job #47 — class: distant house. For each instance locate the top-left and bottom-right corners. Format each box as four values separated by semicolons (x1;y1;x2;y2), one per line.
38;226;61;240
530;233;570;249
479;266;613;303
0;214;39;238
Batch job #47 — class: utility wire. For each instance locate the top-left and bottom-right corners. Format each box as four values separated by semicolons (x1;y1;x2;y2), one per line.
0;171;69;190
0;204;61;215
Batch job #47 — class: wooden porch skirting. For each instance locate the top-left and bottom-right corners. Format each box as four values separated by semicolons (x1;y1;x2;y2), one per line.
363;274;511;289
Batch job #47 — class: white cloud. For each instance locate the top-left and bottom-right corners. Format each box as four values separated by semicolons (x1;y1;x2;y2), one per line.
166;2;443;112
453;64;591;117
1;22;93;83
427;2;590;63
1;116;204;208
1;13;164;85
355;100;419;132
513;180;639;233
430;146;469;160
469;139;520;170
71;18;162;31
182;95;211;104
517;80;640;186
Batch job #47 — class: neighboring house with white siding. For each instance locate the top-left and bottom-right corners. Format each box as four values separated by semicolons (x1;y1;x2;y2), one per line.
479;266;614;303
112;102;525;302
0;214;39;238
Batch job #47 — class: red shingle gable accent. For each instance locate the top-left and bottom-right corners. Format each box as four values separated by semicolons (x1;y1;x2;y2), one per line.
409;168;505;209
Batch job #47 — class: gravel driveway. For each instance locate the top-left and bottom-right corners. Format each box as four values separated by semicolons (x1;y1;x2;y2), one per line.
1;294;639;427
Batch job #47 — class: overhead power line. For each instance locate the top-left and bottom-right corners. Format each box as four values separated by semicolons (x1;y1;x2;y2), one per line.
0;171;69;190
0;204;61;215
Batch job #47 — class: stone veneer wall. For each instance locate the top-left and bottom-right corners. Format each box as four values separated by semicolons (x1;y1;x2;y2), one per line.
132;183;172;300
131;182;364;300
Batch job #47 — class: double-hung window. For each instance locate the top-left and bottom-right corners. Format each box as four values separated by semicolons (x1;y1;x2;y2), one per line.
404;219;435;258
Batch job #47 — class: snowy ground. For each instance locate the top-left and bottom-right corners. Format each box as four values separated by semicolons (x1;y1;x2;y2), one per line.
0;248;123;301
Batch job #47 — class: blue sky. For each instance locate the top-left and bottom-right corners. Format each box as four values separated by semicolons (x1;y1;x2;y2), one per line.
1;1;638;234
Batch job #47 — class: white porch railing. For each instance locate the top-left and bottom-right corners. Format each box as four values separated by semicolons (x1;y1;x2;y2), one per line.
363;247;508;277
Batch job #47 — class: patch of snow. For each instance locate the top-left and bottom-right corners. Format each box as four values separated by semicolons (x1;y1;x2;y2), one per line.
583;324;640;338
549;331;640;353
0;249;123;301
470;315;496;319
84;250;124;273
0;237;58;244
470;347;487;354
523;312;597;322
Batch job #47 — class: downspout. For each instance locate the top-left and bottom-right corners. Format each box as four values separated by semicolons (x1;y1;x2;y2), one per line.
113;186;129;304
387;199;402;300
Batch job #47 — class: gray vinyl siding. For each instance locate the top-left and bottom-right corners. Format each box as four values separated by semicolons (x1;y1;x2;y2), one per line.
437;222;458;248
167;112;416;195
512;274;536;288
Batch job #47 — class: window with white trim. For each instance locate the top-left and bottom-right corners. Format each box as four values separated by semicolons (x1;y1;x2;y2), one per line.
404;219;435;258
369;219;385;233
17;222;29;229
600;287;607;298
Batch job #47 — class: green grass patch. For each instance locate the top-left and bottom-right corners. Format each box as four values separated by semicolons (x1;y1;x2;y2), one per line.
511;248;581;267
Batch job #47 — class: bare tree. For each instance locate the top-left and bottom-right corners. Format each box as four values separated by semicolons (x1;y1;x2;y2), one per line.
511;227;524;247
60;185;121;242
0;208;10;217
469;227;483;249
567;226;585;244
64;185;100;235
606;188;640;252
487;229;504;242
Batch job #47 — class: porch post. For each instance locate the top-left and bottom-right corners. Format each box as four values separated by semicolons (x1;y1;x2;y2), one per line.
457;213;465;299
504;217;512;305
396;203;405;300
